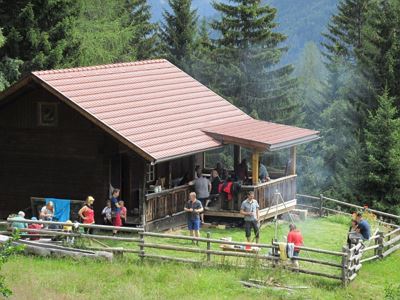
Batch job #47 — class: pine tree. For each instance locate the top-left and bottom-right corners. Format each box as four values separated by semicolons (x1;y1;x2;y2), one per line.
66;0;137;67
0;28;23;91
160;0;198;70
322;0;372;66
358;0;400;106
0;0;79;73
211;0;298;124
125;0;160;60
296;42;328;130
361;90;400;211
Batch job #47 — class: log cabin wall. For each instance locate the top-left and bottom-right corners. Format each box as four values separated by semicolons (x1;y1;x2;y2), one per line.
0;84;144;220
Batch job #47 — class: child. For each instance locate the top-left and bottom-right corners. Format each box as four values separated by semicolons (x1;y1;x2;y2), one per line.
102;200;112;225
119;200;127;226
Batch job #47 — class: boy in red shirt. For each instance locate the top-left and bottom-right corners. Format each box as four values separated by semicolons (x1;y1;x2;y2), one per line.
287;223;303;267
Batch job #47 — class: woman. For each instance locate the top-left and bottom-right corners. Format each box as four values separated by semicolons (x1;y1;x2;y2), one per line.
78;196;95;234
206;169;221;208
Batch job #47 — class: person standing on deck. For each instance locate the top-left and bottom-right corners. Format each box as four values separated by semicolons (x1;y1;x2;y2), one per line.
287;223;304;268
110;189;122;235
78;196;95;234
240;191;260;243
237;159;249;182
184;192;203;245
259;161;270;182
189;169;211;223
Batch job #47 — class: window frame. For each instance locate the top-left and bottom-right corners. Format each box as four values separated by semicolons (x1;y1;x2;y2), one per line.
38;102;58;127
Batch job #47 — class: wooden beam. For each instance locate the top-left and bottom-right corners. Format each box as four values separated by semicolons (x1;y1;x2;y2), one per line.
290;146;296;175
252;150;259;185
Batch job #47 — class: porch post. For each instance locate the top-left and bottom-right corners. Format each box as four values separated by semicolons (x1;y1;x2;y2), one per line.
252;149;259;185
233;145;241;174
290;146;297;175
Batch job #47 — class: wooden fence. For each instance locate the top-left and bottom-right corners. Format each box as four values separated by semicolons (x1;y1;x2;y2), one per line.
4;207;400;286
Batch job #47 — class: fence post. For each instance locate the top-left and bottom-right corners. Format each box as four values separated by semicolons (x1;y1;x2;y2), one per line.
341;246;349;286
376;231;384;258
139;231;145;260
319;194;324;217
206;232;211;263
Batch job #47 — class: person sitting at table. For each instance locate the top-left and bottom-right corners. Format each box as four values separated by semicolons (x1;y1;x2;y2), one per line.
259;161;270;182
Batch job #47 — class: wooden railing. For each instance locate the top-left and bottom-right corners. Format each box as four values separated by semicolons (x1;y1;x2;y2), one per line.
239;175;297;210
145;185;191;222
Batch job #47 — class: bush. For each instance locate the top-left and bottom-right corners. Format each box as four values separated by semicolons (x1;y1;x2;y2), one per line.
0;233;24;297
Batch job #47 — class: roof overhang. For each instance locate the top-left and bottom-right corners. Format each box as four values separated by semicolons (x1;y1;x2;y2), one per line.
203;119;320;152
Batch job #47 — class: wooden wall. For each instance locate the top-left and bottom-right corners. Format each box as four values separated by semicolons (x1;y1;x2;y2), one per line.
0;84;146;220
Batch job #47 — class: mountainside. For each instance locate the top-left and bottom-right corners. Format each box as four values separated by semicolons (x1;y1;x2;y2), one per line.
149;0;338;64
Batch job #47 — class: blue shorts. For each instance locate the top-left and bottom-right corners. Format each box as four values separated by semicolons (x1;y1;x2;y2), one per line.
187;219;201;230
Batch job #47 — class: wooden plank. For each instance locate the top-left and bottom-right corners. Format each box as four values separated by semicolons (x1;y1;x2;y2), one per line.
144;254;201;264
384;234;400;247
360;255;379;263
284;267;342;280
290;146;296;175
384;227;400;238
348;273;357;281
273;242;346;257
383;243;400;257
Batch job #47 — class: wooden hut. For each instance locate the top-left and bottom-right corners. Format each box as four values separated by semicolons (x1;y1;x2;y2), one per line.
0;59;319;230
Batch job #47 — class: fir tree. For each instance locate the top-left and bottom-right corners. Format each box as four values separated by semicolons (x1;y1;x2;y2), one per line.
160;0;198;70
0;0;79;73
125;0;160;60
322;0;372;66
211;0;298;124
361;90;400;211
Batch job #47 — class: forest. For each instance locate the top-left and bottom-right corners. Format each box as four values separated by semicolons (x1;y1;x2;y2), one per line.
1;0;400;215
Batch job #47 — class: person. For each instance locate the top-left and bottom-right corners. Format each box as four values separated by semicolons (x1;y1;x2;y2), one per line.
347;219;359;247
111;188;122;235
184;192;203;244
240;191;260;243
356;212;371;240
63;220;74;245
259;161;270;182
194;165;201;179
237;159;248;182
119;200;127;226
102;200;112;225
11;211;28;230
287;224;304;268
207;169;221;208
28;217;42;240
40;201;54;221
78;196;95;234
216;163;227;180
189;169;211;223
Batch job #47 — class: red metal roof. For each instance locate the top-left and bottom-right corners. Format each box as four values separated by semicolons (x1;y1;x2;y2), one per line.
23;59;318;161
204;119;319;151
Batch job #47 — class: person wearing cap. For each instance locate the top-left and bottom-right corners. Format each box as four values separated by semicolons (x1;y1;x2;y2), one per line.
28;217;42;240
78;196;95;234
11;211;28;230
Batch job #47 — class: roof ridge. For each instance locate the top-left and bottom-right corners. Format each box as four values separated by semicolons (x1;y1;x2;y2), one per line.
32;59;168;75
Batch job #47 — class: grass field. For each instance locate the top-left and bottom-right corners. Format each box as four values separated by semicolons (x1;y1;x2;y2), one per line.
2;216;400;300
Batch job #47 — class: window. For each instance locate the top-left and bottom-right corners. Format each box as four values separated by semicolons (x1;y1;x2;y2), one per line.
38;102;58;126
146;163;155;182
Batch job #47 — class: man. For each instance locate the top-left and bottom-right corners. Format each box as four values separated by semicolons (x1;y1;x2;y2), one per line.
189;169;211;223
356;212;371;240
184;192;203;244
287;223;303;268
259;161;270;182
40;201;54;221
240;191;260;243
111;188;122;235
